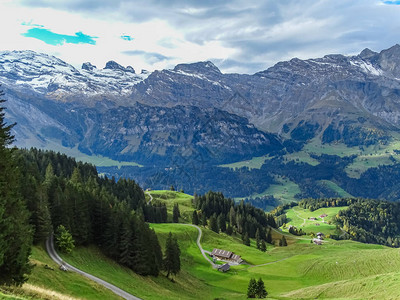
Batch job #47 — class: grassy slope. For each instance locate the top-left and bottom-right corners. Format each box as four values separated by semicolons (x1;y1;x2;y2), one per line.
285;206;347;235
16;191;400;300
236;176;301;208
147;190;194;221
1;245;121;300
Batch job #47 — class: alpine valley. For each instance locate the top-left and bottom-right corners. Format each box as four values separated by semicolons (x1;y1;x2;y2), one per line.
3;45;400;202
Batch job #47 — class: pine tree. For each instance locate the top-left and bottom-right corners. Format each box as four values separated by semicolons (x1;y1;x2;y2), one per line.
247;278;257;298
255;228;261;249
173;203;180;223
266;228;272;244
192;210;199;225
260;240;267;252
226;224;233;235
218;213;226;232
201;212;207;227
209;215;219;233
242;232;250;246
256;278;268;298
163;232;181;279
55;225;75;254
0;89;33;285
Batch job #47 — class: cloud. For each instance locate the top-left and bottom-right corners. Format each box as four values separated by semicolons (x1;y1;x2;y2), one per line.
22;27;96;45
122;50;171;63
4;0;400;74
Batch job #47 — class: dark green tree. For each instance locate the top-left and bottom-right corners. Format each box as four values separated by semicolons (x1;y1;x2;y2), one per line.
256;278;268;298
280;235;287;247
209;215;219;233
201;212;207;227
247;278;257;298
192;210;199;225
242;232;250;246
266;228;272;244
172;203;180;223
260;240;267;252
55;225;75;254
163;232;181;279
0;89;33;285
170;185;175;191
226;224;233;235
218;213;226;232
255;228;261;249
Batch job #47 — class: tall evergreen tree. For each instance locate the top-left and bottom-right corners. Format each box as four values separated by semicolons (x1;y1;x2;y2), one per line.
266;228;272;244
218;213;226;232
192;210;199;225
163;232;181;279
0;89;33;285
201;212;207;227
209;215;219;233
172;203;180;223
242;232;250;246
247;278;257;298
256;278;268;298
280;235;287;247
55;224;75;254
260;240;267;252
255;228;261;249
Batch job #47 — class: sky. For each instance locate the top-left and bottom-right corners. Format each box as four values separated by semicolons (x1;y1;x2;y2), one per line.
1;0;400;74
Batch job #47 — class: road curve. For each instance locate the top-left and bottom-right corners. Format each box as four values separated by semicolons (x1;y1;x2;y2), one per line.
145;191;153;205
46;234;141;300
177;223;217;268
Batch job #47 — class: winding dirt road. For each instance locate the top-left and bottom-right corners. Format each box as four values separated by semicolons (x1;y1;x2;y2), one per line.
46;234;140;300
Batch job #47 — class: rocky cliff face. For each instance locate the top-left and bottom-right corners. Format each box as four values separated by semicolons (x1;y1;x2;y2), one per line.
2;45;400;165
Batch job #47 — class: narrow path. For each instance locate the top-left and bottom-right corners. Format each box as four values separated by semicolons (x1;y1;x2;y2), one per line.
46;234;140;300
292;206;306;227
145;191;153;205
177;223;217;268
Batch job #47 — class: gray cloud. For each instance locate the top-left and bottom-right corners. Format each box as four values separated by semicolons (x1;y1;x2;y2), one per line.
122;50;172;64
20;0;400;73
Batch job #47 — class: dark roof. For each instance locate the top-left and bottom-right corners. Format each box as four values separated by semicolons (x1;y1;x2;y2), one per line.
218;263;230;272
211;248;232;259
231;254;242;262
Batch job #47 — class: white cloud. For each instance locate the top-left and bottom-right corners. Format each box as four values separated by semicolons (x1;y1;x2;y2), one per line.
2;0;400;73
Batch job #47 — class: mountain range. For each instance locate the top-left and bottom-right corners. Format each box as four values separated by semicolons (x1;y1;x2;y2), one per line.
2;45;400;196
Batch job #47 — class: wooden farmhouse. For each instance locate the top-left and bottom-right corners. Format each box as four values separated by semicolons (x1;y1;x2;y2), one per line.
211;248;243;264
217;263;230;272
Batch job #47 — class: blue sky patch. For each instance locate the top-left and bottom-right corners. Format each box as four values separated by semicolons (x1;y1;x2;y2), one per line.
22;27;96;45
383;0;400;4
121;35;134;41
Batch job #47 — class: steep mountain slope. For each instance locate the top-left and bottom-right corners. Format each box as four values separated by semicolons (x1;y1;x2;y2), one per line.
2;46;400;168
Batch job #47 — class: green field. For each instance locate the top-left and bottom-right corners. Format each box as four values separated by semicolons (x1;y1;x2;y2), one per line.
10;190;400;300
237;176;301;208
41;139;142;168
284;206;347;236
219;155;272;170
147;190;194;221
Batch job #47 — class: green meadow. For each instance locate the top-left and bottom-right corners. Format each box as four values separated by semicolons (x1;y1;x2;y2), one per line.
284;206;347;236
10;190;400;300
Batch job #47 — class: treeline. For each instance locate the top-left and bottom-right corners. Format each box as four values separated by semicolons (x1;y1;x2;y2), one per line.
270;202;298;227
298;197;356;211
16;148;164;276
243;195;279;211
193;191;277;241
333;198;400;247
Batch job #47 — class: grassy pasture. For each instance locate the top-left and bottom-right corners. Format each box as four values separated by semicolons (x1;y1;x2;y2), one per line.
284;206;347;236
147;190;194;221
